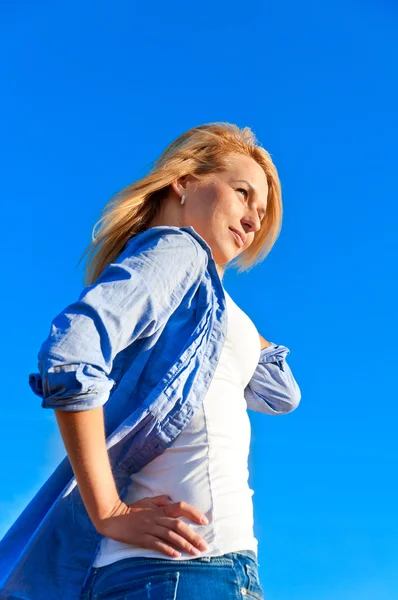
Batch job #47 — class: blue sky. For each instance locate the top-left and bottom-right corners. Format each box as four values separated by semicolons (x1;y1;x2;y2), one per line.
1;2;397;598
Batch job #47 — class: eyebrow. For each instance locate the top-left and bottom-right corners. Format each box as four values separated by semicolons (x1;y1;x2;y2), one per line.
231;179;267;216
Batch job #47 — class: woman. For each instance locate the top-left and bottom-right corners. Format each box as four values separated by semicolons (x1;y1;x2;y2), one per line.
0;122;301;600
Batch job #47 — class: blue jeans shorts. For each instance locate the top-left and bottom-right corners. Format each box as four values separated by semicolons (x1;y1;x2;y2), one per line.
80;549;264;599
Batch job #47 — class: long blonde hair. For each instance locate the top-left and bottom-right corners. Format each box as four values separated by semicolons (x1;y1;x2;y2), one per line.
79;122;283;286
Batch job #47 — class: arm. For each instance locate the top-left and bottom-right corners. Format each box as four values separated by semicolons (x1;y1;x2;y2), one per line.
245;340;301;415
29;227;206;412
28;228;207;529
259;333;272;349
54;406;121;530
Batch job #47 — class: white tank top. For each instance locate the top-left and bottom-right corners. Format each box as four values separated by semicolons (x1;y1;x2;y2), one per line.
93;288;261;567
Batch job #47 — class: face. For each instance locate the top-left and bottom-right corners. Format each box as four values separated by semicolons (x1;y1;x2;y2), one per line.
149;153;269;274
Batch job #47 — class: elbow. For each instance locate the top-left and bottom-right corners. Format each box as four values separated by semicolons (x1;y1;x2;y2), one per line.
280;383;302;414
268;382;301;416
284;389;301;414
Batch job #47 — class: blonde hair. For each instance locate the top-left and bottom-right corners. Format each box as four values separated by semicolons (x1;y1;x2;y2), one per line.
79;122;283;286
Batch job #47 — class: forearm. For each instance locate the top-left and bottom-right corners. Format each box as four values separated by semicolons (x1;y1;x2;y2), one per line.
54;406;120;531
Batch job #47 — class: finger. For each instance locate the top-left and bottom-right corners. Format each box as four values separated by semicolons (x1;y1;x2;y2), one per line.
153;525;203;556
164;501;208;525
147;495;173;507
144;534;182;558
157;517;207;551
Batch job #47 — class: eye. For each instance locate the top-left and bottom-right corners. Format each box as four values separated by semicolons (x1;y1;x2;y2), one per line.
236;188;248;199
236;188;264;222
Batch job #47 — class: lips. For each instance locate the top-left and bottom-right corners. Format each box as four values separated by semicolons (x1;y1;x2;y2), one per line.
229;227;245;247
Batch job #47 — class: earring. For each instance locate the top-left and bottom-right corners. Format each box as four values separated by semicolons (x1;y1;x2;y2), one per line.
181;194;185;205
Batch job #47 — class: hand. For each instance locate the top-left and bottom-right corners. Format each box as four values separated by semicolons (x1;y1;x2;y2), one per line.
259;333;272;350
95;494;209;558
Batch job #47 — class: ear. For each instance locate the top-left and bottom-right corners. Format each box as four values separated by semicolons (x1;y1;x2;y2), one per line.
170;174;198;198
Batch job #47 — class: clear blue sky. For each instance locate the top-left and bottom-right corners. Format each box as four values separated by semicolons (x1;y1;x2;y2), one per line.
1;2;397;599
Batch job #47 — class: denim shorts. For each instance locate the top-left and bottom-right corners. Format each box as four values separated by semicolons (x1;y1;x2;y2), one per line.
80;549;264;599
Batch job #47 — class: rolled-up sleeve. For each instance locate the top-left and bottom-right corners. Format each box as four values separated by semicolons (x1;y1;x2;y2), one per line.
29;228;206;412
244;342;301;415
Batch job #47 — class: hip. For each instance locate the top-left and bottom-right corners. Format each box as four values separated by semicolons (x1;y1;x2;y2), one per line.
80;549;264;599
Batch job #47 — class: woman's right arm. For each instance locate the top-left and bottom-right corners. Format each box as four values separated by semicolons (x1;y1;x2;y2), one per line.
29;228;207;413
31;229;210;556
54;406;120;531
54;405;209;557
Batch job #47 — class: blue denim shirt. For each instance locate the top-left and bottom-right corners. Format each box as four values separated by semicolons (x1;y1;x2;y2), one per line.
0;225;301;599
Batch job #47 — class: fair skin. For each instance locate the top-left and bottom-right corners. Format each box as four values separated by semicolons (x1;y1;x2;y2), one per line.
55;154;273;566
149;153;268;276
149;152;272;349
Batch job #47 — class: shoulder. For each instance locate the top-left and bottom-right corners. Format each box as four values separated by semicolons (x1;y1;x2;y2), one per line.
119;226;208;291
125;226;204;259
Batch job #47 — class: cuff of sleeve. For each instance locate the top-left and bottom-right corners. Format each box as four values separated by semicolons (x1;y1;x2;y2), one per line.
40;390;111;411
259;342;290;363
29;366;115;411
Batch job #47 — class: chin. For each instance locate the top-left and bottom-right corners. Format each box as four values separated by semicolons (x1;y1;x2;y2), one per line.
211;239;239;263
214;251;237;264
